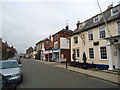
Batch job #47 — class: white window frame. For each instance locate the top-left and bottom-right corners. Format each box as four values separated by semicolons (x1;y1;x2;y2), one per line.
74;36;78;45
73;48;80;59
54;42;58;48
88;30;93;41
88;47;94;60
117;21;120;35
99;26;106;39
93;16;99;23
99;46;108;60
111;6;119;16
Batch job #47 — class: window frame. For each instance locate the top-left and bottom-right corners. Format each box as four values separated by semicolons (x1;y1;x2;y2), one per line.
74;36;78;44
93;16;99;23
111;6;119;16
117;21;120;35
99;26;106;39
88;30;93;41
88;47;94;60
73;48;80;59
99;46;108;60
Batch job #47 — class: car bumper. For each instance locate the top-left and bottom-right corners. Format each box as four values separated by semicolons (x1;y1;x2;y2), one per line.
8;75;22;84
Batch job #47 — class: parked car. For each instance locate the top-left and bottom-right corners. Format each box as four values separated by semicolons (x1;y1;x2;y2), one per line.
0;73;16;90
8;57;22;67
0;60;23;84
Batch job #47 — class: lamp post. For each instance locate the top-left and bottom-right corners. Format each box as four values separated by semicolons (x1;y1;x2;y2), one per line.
66;59;67;68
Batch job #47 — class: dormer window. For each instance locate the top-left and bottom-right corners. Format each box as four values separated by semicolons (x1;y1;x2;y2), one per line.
111;6;119;16
93;15;102;23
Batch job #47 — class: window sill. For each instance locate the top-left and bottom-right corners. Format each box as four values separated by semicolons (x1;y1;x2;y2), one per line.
88;58;94;60
100;59;108;61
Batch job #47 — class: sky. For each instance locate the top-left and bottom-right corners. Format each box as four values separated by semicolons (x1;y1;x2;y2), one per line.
1;0;119;53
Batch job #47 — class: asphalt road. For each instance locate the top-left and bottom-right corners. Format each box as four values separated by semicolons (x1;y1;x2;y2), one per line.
17;59;119;88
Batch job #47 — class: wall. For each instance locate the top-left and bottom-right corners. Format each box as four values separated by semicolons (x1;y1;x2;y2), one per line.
61;49;71;62
71;19;120;65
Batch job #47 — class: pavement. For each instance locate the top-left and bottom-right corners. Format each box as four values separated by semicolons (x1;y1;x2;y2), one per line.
35;59;120;85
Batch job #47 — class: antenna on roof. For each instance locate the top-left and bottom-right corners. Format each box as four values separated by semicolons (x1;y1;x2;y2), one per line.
96;0;112;37
66;20;69;26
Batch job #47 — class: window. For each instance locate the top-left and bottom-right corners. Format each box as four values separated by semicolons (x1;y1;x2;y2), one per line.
88;31;93;41
111;6;119;16
117;21;120;34
99;26;106;39
89;48;94;59
100;47;107;60
54;42;58;48
73;49;80;58
93;16;99;23
77;49;80;57
74;36;78;44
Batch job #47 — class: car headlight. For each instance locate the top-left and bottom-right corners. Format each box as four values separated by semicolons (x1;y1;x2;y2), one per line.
12;73;20;77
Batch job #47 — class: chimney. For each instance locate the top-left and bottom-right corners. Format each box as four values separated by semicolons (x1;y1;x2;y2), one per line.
65;25;69;30
107;4;113;9
76;21;80;29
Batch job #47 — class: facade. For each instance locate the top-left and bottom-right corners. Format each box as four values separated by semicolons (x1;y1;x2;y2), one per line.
52;26;73;62
26;47;34;58
70;4;120;70
0;38;17;60
35;38;51;60
42;38;53;61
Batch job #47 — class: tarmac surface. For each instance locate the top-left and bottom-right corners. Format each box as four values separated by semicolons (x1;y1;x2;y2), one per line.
17;59;119;88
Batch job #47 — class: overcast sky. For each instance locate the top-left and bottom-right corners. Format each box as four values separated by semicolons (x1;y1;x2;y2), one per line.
1;0;119;53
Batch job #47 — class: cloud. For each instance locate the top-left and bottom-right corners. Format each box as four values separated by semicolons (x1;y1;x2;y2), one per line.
1;0;119;53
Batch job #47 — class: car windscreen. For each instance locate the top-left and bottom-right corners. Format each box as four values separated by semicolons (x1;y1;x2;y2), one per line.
0;61;19;69
8;58;17;60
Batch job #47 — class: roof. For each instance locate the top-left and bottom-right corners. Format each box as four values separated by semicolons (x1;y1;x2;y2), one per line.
36;38;50;45
52;28;73;36
70;4;120;36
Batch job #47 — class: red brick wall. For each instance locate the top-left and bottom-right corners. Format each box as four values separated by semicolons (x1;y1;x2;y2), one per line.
61;49;71;62
44;40;52;50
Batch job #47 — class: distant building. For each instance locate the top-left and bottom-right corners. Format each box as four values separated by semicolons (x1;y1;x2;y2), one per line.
0;39;17;60
35;38;51;60
26;47;34;58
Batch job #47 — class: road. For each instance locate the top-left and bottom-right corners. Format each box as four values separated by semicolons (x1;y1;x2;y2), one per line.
17;59;118;88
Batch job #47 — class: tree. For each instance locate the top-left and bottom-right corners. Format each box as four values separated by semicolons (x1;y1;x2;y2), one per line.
82;52;88;69
82;52;87;64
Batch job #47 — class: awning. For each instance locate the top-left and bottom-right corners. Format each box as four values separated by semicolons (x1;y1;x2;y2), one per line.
42;52;52;55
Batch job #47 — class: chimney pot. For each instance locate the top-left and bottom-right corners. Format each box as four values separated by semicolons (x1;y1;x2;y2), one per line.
65;25;69;30
108;4;113;9
76;21;80;29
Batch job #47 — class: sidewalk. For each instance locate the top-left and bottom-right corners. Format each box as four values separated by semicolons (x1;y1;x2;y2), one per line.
35;60;120;85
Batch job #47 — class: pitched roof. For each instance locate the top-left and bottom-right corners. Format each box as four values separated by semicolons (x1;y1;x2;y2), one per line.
70;4;120;36
36;38;50;45
52;28;73;36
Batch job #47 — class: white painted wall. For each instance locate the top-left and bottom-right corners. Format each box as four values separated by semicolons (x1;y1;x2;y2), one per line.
60;37;69;49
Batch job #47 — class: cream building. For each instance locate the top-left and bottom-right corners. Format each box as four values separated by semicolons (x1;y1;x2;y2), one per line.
70;4;120;70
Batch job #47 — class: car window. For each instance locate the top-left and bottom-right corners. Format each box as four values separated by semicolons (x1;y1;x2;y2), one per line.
8;58;17;60
0;61;19;69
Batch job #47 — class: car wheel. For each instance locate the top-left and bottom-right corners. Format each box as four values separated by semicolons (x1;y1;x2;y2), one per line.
20;74;23;83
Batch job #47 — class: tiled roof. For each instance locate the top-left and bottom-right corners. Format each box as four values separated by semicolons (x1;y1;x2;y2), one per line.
71;4;120;36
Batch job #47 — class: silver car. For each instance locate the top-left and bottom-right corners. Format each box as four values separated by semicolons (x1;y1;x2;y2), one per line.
0;60;23;84
8;57;22;67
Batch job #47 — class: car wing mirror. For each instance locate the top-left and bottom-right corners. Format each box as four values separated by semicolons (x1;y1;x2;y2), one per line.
19;65;22;67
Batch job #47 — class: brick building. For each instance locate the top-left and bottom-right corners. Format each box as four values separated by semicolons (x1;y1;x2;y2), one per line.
51;26;73;62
